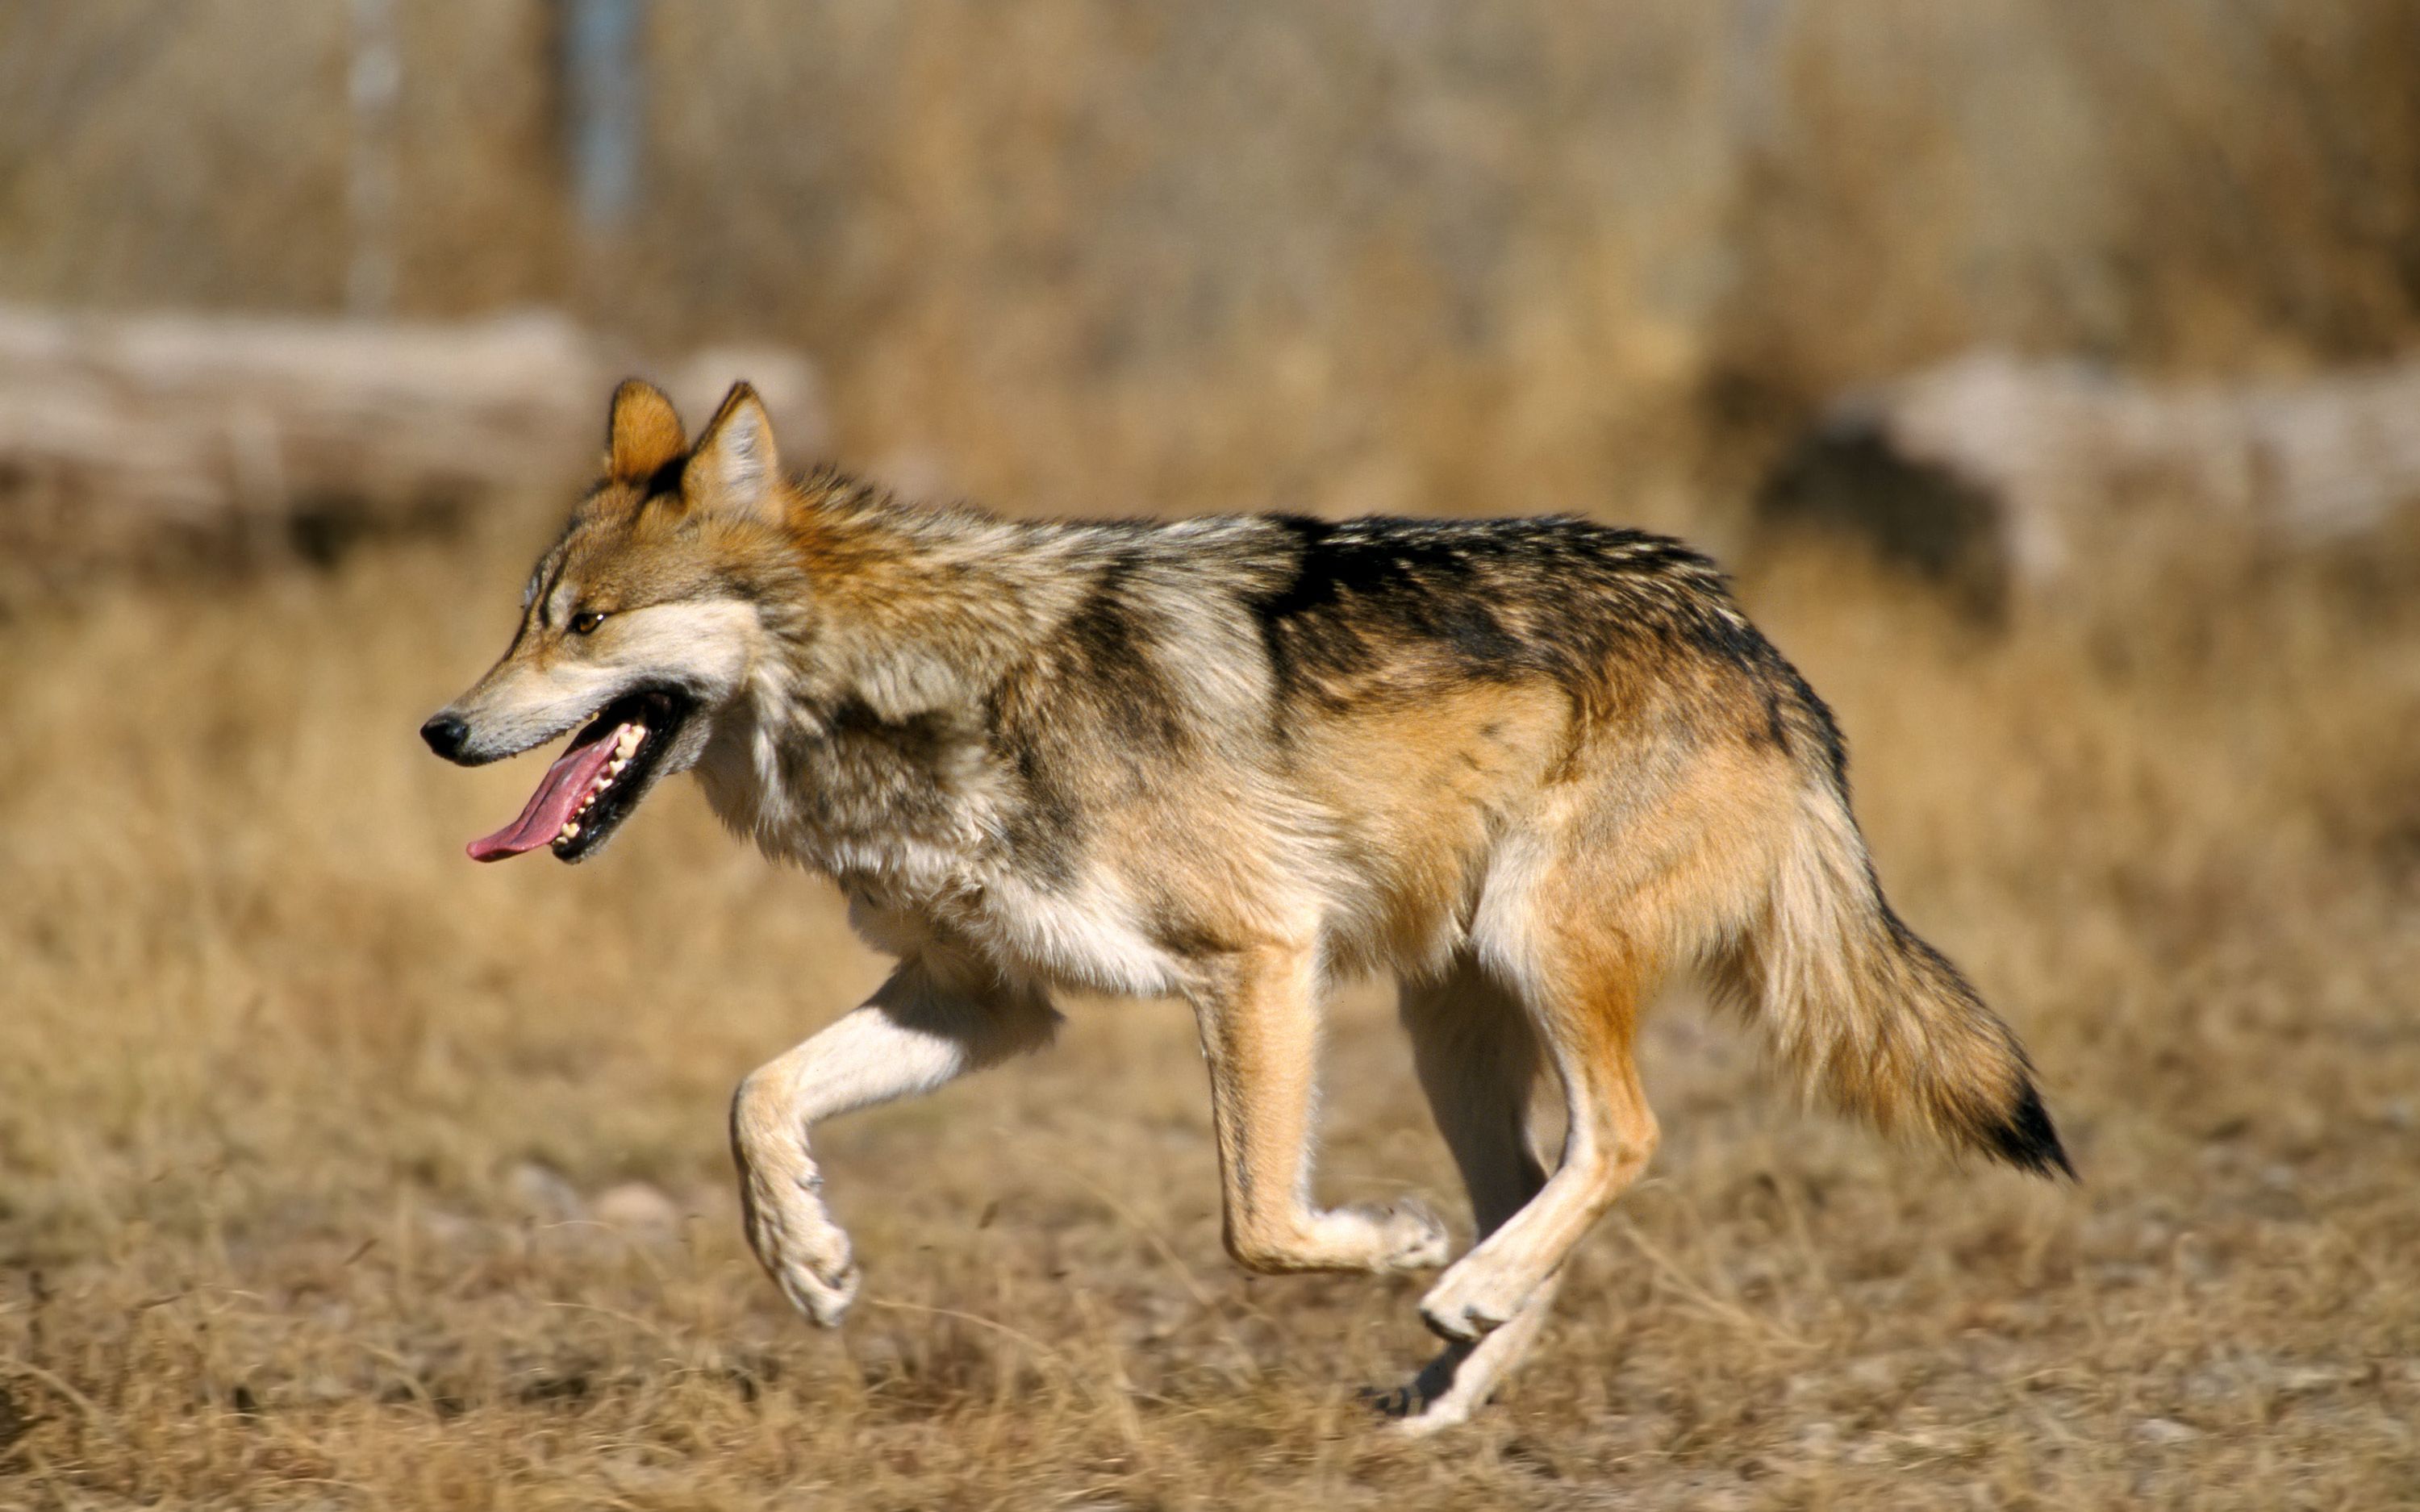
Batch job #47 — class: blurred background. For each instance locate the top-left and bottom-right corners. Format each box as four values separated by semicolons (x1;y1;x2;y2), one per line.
2;4;2416;1507
13;0;2420;534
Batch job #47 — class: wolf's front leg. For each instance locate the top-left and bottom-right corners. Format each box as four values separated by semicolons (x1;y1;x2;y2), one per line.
731;955;1058;1326
1190;943;1450;1274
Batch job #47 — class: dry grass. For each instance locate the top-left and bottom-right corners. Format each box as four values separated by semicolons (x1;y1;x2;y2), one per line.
1;495;2415;1509
6;5;2420;1505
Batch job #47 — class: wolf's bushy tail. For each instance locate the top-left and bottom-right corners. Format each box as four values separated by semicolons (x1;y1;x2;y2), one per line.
1713;779;2072;1178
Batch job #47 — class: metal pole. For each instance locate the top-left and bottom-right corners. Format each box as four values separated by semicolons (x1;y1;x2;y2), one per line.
564;0;642;234
346;0;399;314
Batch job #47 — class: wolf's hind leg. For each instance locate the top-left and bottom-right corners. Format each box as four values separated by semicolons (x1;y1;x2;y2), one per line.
1374;959;1561;1431
731;956;1058;1326
1190;943;1450;1275
1419;913;1659;1343
1402;956;1550;1236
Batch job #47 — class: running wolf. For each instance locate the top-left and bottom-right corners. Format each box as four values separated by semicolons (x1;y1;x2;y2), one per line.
421;381;2070;1431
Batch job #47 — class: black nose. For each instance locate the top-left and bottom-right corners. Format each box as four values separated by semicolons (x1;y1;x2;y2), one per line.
420;714;470;761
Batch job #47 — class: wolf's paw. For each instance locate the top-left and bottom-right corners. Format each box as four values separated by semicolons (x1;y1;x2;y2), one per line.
770;1247;860;1327
1358;1381;1426;1422
1358;1367;1475;1436
740;1171;860;1327
1375;1389;1479;1437
756;1214;858;1327
1362;1199;1452;1272
1418;1258;1529;1342
1361;1339;1490;1437
1305;1200;1450;1272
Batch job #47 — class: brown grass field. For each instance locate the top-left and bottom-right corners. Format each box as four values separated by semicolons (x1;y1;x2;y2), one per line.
6;3;2420;1506
2;494;2416;1509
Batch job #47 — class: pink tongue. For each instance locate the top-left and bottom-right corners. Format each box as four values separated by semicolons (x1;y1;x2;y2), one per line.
466;726;623;862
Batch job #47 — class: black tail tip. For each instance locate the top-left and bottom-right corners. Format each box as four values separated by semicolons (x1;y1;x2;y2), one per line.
1984;1081;2076;1181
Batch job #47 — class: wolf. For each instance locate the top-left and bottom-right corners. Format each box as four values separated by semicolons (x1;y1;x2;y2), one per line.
422;380;2069;1431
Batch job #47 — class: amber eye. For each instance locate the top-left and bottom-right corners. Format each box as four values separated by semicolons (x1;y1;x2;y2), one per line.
570;610;607;635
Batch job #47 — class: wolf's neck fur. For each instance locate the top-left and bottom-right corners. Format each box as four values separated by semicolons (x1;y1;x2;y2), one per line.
694;479;1091;901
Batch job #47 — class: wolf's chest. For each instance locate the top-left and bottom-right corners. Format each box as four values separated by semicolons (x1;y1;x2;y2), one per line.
696;713;1187;995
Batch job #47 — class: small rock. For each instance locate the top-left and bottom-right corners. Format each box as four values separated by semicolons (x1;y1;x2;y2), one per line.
298;1374;357;1406
2276;1364;2351;1394
507;1161;584;1222
1794;1421;1843;1460
2134;1417;2201;1445
592;1181;682;1237
1846;1356;1902;1391
416;1208;481;1249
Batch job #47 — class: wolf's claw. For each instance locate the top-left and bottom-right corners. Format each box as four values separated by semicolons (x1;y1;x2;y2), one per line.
1359;1346;1483;1436
1418;1258;1529;1341
771;1250;860;1327
1298;1199;1450;1273
1369;1199;1452;1271
1383;1392;1479;1436
739;1157;861;1327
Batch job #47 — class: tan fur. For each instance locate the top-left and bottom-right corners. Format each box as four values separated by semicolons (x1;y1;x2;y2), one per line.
607;378;687;483
424;382;2070;1434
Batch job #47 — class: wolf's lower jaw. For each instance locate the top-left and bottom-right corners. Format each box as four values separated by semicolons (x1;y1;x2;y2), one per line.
554;722;648;845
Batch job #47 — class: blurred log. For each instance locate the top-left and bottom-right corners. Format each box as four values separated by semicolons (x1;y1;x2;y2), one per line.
1755;351;2420;613
0;303;824;581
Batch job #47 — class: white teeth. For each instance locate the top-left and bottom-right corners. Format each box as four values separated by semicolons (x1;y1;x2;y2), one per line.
556;723;651;849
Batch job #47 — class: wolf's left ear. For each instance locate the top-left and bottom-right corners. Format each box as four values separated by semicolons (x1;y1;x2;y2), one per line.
607;379;686;483
684;382;782;523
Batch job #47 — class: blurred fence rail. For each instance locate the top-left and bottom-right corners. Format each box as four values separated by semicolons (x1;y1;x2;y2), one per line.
0;303;822;583
1756;351;2420;613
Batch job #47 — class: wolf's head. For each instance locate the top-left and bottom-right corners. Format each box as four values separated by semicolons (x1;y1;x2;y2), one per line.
421;379;795;864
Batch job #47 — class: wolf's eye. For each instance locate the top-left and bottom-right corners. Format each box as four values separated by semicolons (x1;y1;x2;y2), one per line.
570;610;607;635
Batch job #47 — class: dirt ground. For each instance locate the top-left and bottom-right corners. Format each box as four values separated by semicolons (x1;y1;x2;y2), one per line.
2;502;2416;1510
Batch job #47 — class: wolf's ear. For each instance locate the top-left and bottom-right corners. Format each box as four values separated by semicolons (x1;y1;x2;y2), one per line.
607;379;686;484
684;381;782;523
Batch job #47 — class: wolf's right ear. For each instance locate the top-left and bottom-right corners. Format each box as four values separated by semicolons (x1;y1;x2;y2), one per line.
607;379;687;484
684;382;782;524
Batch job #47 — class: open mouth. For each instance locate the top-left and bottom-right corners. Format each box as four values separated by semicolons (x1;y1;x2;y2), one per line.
465;688;694;864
